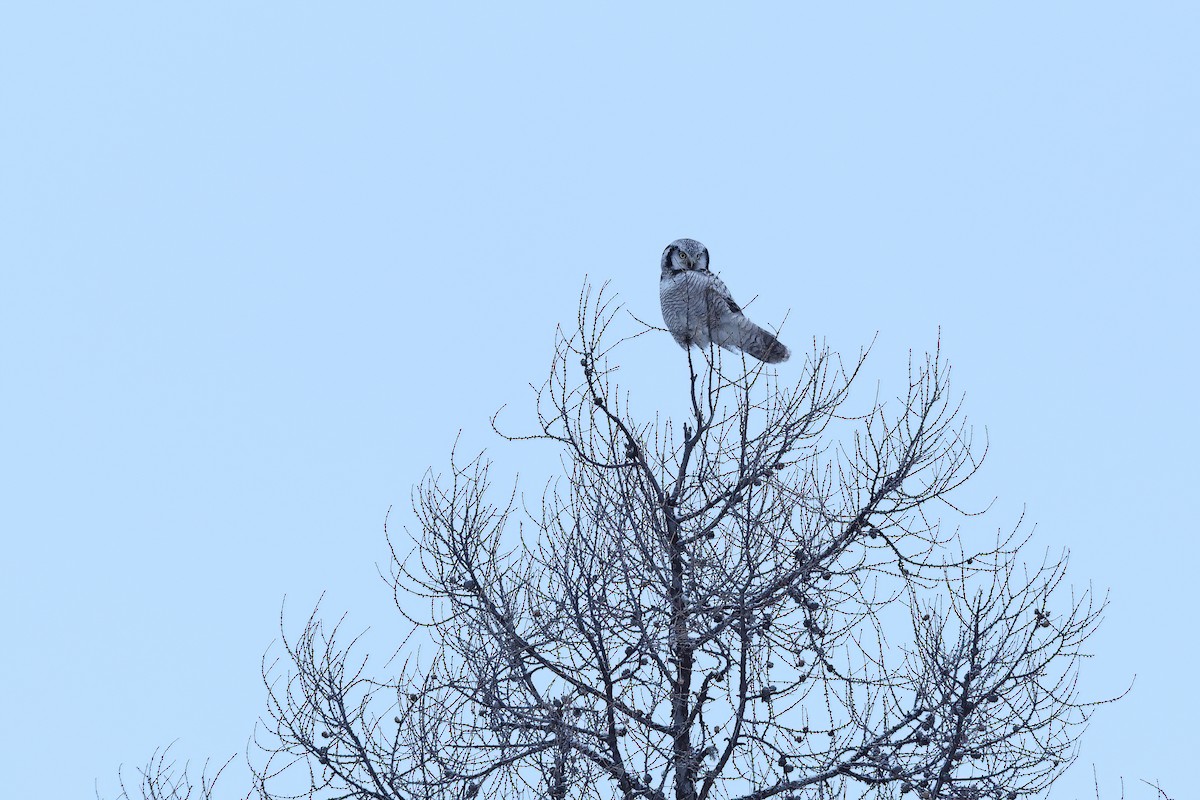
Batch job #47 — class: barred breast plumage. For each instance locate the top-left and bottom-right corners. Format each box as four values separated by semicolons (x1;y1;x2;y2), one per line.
658;238;789;364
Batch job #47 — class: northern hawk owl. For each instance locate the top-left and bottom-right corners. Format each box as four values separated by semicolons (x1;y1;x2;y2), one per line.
659;238;789;364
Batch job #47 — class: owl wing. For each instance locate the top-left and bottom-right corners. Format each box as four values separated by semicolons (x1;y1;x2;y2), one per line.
706;274;790;364
704;274;741;329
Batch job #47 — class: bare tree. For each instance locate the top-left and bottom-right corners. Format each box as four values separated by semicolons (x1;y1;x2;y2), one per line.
114;284;1116;800
104;744;234;800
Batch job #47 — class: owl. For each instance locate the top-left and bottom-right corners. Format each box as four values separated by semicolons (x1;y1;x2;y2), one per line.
659;238;789;364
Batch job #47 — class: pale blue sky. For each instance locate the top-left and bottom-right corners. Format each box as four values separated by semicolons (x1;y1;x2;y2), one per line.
1;4;1196;798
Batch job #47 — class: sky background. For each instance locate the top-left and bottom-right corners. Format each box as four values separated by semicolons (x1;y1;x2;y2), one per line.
2;4;1197;798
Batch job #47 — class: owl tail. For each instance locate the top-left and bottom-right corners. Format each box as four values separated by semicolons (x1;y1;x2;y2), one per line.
717;315;790;364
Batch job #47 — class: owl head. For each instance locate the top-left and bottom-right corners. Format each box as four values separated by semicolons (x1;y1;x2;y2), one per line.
661;238;710;276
